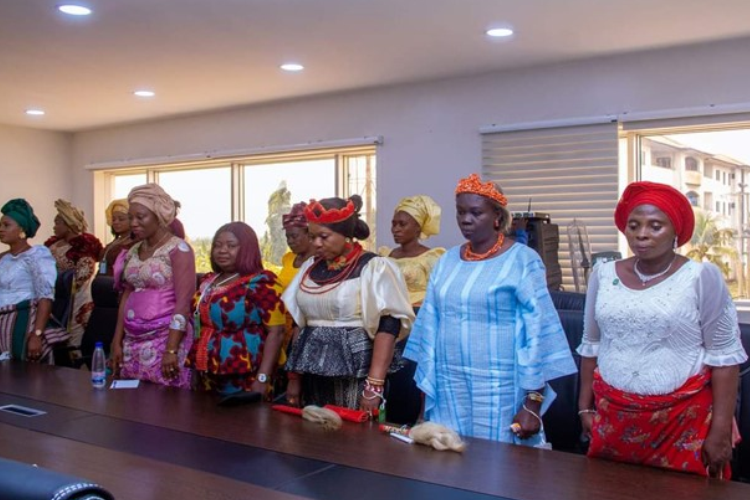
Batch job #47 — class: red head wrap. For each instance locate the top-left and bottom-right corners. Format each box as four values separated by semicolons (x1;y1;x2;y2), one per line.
614;181;695;247
304;199;356;225
282;202;308;230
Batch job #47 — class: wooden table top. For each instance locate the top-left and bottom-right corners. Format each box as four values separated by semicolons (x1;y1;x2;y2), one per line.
0;422;306;500
1;361;748;500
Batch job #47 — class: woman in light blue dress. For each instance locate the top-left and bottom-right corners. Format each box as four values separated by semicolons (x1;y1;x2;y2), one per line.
404;174;576;445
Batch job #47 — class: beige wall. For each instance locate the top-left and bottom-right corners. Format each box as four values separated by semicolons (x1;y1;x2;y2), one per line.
0;124;73;244
71;36;750;248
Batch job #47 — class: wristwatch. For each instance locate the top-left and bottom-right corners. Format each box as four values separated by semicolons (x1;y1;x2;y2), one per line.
257;373;269;383
34;329;43;337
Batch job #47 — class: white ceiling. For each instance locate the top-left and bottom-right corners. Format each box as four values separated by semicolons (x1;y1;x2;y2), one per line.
3;0;750;132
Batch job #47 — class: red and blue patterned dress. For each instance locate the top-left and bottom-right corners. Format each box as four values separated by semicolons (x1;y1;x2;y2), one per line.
188;270;286;396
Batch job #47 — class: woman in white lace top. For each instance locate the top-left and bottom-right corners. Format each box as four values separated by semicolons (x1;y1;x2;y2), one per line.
577;181;747;479
0;199;66;363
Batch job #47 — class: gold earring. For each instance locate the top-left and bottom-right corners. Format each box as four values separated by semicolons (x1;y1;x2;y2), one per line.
345;237;352;243
19;231;27;239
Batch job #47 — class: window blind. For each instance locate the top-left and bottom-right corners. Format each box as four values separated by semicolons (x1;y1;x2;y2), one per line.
482;122;620;290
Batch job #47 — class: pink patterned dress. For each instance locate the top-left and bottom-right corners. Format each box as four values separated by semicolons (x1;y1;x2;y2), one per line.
118;236;196;388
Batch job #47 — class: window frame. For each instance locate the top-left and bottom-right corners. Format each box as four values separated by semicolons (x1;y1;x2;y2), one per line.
97;145;378;263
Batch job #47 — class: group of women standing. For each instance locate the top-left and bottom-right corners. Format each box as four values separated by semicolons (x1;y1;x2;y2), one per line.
0;198;102;364
0;174;746;480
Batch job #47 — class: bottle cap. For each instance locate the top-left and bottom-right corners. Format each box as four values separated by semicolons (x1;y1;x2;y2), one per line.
95;341;103;348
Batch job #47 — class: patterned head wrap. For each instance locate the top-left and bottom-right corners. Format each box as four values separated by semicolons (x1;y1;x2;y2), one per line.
394;195;441;240
127;183;177;227
455;174;508;206
1;198;41;238
105;198;129;227
282;202;308;230
614;181;695;247
54;199;88;234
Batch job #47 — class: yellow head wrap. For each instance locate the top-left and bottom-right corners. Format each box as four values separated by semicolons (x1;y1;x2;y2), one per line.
54;199;88;234
105;198;129;227
127;184;177;227
394;195;441;240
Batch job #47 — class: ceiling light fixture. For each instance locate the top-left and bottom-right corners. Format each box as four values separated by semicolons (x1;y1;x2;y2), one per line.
133;90;156;97
26;109;46;116
280;63;304;72
57;5;92;16
486;27;514;38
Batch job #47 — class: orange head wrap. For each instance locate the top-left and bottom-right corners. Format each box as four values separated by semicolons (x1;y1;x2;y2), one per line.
455;174;507;207
614;181;695;247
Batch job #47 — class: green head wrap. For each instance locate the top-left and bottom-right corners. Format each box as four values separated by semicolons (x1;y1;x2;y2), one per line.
1;198;41;238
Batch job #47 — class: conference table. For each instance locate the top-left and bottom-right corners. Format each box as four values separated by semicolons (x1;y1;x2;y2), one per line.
0;362;748;500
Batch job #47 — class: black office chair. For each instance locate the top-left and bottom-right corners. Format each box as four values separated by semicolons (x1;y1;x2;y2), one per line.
79;276;120;370
51;270;76;368
0;456;115;499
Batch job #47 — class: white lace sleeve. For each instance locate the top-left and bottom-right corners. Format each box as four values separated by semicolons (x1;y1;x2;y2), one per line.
280;257;315;329
576;263;601;358
698;262;748;366
23;246;57;301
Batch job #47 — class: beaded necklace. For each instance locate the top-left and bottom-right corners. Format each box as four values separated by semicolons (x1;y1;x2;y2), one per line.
299;244;364;294
463;233;505;261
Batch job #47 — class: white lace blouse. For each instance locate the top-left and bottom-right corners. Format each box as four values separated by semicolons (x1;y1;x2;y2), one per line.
0;246;57;308
281;256;414;341
577;260;747;395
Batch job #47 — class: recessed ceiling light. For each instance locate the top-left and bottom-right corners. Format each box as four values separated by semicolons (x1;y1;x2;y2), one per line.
57;5;92;16
280;63;304;72
25;109;45;116
133;90;156;97
486;28;514;38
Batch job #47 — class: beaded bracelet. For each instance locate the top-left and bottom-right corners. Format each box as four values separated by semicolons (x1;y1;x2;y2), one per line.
362;388;385;401
364;382;384;393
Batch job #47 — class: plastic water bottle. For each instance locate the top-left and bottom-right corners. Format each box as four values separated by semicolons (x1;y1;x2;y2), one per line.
91;342;107;389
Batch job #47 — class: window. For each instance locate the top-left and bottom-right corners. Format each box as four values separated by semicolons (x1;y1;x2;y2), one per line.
157;166;232;240
654;156;672;169
632;127;750;298
686;191;699;207
113;173;147;199
341;154;378;250
242;158;336;267
685;157;699;171
102;146;377;272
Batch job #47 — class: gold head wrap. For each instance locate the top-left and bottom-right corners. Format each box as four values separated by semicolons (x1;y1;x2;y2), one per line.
105;198;129;227
54;199;88;234
394;195;441;240
127;184;177;227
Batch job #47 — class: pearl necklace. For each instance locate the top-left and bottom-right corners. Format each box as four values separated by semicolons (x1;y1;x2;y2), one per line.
633;254;677;286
